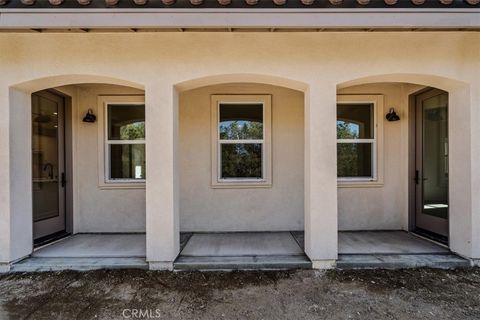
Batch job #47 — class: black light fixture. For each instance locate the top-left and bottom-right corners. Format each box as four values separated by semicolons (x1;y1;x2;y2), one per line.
386;108;400;122
82;109;96;123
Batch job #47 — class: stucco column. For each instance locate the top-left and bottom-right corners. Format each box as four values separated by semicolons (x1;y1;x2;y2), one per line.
145;84;180;270
0;86;35;272
448;85;475;261
469;83;480;264
304;83;338;268
0;86;11;272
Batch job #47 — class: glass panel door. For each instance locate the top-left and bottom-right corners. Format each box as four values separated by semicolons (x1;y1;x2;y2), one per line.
32;91;66;241
415;89;449;240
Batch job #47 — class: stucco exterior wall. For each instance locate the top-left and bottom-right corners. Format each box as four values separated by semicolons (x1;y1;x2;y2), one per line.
58;84;146;233
337;83;423;231
0;32;478;265
179;83;304;232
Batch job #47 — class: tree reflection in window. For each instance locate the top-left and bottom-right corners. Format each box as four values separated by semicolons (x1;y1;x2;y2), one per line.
218;103;264;179
337;103;374;179
221;144;262;179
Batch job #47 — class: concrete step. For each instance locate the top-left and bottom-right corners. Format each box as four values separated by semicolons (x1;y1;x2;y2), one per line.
10;257;148;272
174;255;312;271
337;254;470;270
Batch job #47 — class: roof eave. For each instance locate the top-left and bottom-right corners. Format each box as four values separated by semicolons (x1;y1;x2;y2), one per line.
1;9;479;29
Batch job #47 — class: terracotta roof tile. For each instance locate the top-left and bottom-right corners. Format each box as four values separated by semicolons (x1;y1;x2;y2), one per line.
0;0;478;7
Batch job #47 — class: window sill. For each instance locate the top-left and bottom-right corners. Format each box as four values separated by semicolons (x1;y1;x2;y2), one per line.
211;182;272;189
337;181;384;188
98;183;146;190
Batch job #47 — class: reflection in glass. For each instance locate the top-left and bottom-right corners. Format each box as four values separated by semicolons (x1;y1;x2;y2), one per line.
110;144;146;180
32;94;60;222
108;104;145;140
337;143;372;178
221;144;262;179
422;93;448;219
219;104;263;140
337;104;374;139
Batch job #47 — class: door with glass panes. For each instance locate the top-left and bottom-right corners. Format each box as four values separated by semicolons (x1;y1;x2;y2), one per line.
414;89;449;241
32;90;66;241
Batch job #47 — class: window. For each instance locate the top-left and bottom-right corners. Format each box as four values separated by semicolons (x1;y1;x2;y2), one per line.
337;95;384;185
98;96;146;188
211;95;272;188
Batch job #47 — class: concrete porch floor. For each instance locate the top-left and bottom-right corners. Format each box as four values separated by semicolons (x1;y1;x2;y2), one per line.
9;231;470;272
11;234;147;272
175;232;311;271
339;231;449;255
337;231;469;269
177;231;469;270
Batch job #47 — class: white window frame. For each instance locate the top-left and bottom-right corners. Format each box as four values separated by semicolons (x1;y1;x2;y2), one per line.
337;94;384;187
211;94;272;188
97;95;146;189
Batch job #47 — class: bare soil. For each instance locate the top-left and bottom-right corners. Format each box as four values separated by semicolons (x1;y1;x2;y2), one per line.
0;268;479;319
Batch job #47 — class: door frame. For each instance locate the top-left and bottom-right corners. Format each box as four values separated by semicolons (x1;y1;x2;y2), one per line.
408;87;449;246
31;89;74;243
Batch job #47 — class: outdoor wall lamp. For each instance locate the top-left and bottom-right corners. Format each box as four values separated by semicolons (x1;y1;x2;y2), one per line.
386;108;400;122
82;109;96;123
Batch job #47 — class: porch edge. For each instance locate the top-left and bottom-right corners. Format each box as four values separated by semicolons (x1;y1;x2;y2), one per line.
311;259;336;270
470;259;480;267
149;261;174;271
0;263;10;273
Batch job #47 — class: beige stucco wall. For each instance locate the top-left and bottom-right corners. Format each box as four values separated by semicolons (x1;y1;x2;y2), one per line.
58;84;146;233
0;32;478;266
179;83;304;232
337;83;422;231
180;82;423;232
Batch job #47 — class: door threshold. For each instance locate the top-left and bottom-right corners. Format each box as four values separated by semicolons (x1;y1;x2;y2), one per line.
411;229;449;248
34;231;71;249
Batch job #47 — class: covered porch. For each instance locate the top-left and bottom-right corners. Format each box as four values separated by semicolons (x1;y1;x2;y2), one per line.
1;62;478;271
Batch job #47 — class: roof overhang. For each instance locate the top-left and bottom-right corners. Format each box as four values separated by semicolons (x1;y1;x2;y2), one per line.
1;9;479;31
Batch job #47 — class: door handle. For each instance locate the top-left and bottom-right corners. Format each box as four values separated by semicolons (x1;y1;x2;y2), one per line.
414;170;427;184
61;172;66;187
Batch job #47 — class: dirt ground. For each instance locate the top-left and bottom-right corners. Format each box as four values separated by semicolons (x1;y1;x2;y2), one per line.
0;268;479;320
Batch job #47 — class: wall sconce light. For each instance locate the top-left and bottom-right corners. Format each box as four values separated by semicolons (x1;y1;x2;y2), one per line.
386;108;400;122
82;109;96;123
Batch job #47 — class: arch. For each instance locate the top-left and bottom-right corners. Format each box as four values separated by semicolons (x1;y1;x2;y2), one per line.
174;73;309;93
337;73;467;92
11;74;145;93
337;72;475;259
6;73;146;264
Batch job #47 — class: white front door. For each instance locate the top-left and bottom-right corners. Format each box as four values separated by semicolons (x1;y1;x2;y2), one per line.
32;90;66;241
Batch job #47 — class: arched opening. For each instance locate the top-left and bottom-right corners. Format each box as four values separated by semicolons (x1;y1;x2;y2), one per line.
9;75;148;271
173;74;312;269
335;74;472;268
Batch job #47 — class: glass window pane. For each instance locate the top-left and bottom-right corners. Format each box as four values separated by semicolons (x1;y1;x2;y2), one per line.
219;103;263;140
221;143;262;179
422;93;449;219
110;144;146;180
32;94;60;222
337;143;372;178
108;104;145;140
337;104;374;139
